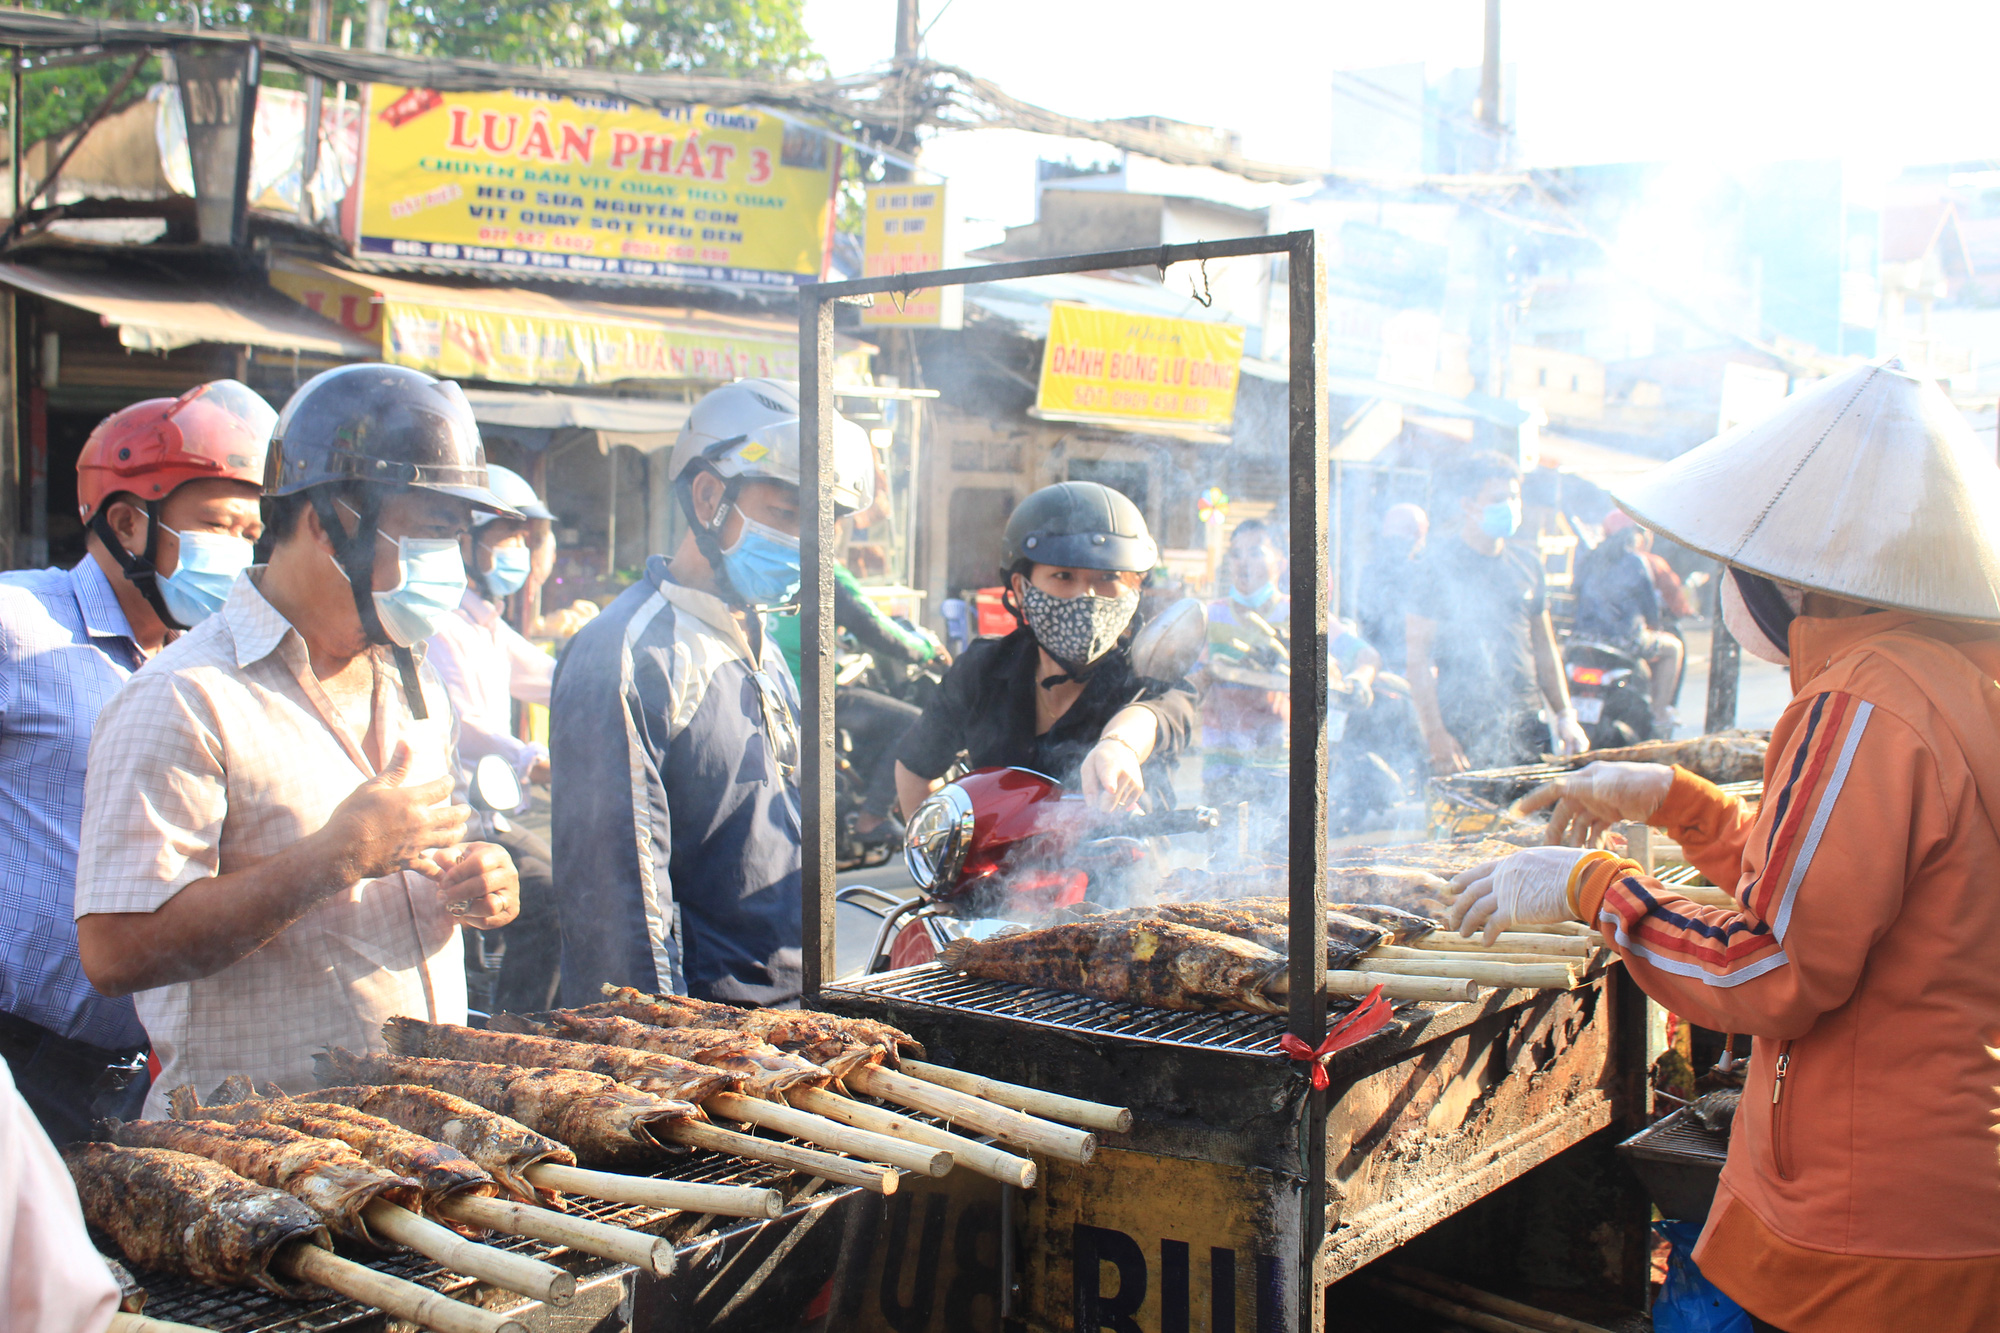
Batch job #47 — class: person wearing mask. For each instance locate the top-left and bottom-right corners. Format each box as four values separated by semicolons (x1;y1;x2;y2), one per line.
1354;502;1428;672
1606;509;1698;623
1446;362;2000;1333
427;463;560;1013
895;482;1195;817
1406;453;1586;772
1200;519;1292;808
73;365;521;1113
550;379;874;1006
1573;513;1684;733
0;381;269;1144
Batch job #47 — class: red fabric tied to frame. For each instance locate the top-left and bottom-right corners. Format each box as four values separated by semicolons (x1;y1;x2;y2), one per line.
1276;985;1393;1089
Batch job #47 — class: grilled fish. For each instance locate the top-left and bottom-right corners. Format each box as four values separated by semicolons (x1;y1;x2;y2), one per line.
111;1118;419;1247
103;1254;146;1314
1580;731;1767;785
170;1081;496;1225
317;1048;700;1169
66;1144;330;1297
1329;903;1438;942
493;1012;831;1099
1097;901;1386;969
382;1017;739;1103
941;919;1287;1014
581;986;922;1077
297;1083;574;1207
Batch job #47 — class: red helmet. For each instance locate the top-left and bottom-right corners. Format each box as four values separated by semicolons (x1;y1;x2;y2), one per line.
76;379;274;523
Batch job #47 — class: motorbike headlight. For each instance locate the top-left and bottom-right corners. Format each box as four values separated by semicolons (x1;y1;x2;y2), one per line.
904;783;975;891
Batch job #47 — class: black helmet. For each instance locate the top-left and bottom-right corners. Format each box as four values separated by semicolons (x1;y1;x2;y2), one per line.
1001;481;1157;575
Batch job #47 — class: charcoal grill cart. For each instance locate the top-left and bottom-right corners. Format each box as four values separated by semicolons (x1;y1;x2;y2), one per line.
796;240;1653;1333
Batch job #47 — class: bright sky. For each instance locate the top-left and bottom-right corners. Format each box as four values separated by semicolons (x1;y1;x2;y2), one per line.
805;0;2000;234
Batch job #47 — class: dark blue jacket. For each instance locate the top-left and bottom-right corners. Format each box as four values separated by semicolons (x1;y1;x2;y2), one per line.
550;557;803;1007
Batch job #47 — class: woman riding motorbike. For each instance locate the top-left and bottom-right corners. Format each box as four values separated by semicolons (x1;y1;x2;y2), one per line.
893;482;1195;815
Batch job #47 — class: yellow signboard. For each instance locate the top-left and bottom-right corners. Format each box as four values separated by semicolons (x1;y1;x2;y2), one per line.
860;182;960;328
1036;302;1245;430
353;86;836;287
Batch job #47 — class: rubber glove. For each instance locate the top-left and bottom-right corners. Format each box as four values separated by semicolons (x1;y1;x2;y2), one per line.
1445;846;1613;944
1517;760;1676;848
1554;706;1591;757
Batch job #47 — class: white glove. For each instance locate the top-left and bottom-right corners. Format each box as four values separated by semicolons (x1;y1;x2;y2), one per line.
1517;760;1675;847
1554;707;1590;756
1446;847;1606;944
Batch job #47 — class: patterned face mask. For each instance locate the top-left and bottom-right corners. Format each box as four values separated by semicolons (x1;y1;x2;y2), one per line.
1019;581;1138;675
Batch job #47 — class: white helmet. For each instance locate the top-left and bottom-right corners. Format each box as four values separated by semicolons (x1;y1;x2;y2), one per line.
471;463;555;527
668;378;874;514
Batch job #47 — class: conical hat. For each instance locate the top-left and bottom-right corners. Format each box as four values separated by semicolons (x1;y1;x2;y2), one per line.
1611;359;2000;622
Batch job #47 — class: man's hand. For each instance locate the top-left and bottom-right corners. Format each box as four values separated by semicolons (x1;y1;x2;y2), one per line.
1518;760;1675;847
322;740;469;881
526;757;552;787
1445;847;1601;944
431;843;520;929
1429;730;1469;775
1554;707;1591;757
1081;736;1146;813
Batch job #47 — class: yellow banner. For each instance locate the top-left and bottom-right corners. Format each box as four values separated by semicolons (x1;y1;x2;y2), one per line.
354;86;836;287
859;182;959;328
1036;301;1244;429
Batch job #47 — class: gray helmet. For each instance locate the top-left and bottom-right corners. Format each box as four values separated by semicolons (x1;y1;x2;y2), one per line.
1001;481;1157;575
472;463;555;526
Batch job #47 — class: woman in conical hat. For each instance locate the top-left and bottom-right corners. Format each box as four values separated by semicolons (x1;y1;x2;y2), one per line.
1448;359;2000;1333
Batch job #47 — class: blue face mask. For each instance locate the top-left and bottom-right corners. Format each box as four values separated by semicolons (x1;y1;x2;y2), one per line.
482;544;531;599
369;534;468;646
1479;498;1523;540
719;512;802;606
1229;581;1278;611
156;526;253;627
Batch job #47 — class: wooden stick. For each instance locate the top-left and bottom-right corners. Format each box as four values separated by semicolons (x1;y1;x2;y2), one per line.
790;1086;1037;1189
1345;956;1579;989
1409;932;1595;959
278;1244;526;1333
1672;884;1737;909
524;1163;782;1218
899;1059;1133;1134
438;1194;674;1278
1368;1278;1547;1333
705;1091;952;1177
1387;1265;1616;1333
362;1200;574;1306
108;1315;213;1333
666;1119;900;1194
1325;970;1480;1004
1533;920;1598;936
1371;944;1589;966
847;1064;1097;1165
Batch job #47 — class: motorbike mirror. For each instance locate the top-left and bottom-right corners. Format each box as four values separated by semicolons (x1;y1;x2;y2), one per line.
1128;597;1206;683
469;753;523;814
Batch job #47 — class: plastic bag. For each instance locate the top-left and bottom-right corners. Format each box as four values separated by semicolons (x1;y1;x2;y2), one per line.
1652;1220;1751;1333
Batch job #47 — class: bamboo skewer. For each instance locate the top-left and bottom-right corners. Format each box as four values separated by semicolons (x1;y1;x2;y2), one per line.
1323;970;1480;1004
1671;884;1737;909
1347;956;1579;989
108;1316;213;1333
437;1194;674;1278
789;1086;1037;1189
899;1059;1133;1134
1369;1279;1548;1333
666;1119;901;1194
277;1244;527;1333
523;1163;783;1218
1409;932;1596;959
846;1064;1097;1165
705;1091;952;1177
1386;1265;1616;1333
361;1200;574;1306
1534;920;1599;936
1372;944;1590;967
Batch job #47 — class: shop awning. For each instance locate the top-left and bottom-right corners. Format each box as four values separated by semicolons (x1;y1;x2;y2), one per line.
1535;432;1668;487
0;260;376;357
461;388;690;454
269;257;855;389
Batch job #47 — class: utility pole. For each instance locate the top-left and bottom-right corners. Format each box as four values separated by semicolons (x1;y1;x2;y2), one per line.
364;0;389;53
1466;0;1510;454
298;0;331;224
894;0;919;64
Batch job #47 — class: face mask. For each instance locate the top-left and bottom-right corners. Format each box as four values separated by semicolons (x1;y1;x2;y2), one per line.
1479;498;1523;540
1229;581;1278;611
1721;569;1804;666
482;544;531;599
719;512;802;606
369;535;468;647
156;526;253;627
1019;581;1138;673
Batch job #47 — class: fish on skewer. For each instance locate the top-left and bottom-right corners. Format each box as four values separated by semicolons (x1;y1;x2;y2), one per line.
317;1049;701;1169
1095;901;1387;968
383;1018;739;1104
295;1084;575;1207
65;1144;331;1297
579;986;922;1074
1330;903;1439;942
941;919;1287;1014
490;1013;831;1099
169;1081;497;1228
110;1118;420;1247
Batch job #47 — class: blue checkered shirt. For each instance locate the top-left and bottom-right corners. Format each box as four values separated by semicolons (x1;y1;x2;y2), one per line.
0;560;146;1049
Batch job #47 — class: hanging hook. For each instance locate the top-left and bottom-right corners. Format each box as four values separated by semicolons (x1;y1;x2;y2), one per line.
1188;255;1214;309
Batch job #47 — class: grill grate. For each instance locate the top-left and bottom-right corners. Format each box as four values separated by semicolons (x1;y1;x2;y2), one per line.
824;963;1383;1056
122;1149;807;1330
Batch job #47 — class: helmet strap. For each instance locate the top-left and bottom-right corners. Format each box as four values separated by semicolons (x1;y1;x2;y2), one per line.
87;499;190;633
673;463;752;606
312;488;429;721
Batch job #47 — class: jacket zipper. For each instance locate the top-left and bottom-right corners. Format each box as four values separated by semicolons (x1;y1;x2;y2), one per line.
1769;1041;1794;1181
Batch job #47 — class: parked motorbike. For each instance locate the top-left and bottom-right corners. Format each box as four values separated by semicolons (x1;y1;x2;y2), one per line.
1562;638;1655;749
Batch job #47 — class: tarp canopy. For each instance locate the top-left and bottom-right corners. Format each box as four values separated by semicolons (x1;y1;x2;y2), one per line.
1535;432;1670;487
0;260;376;357
461;388;689;454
